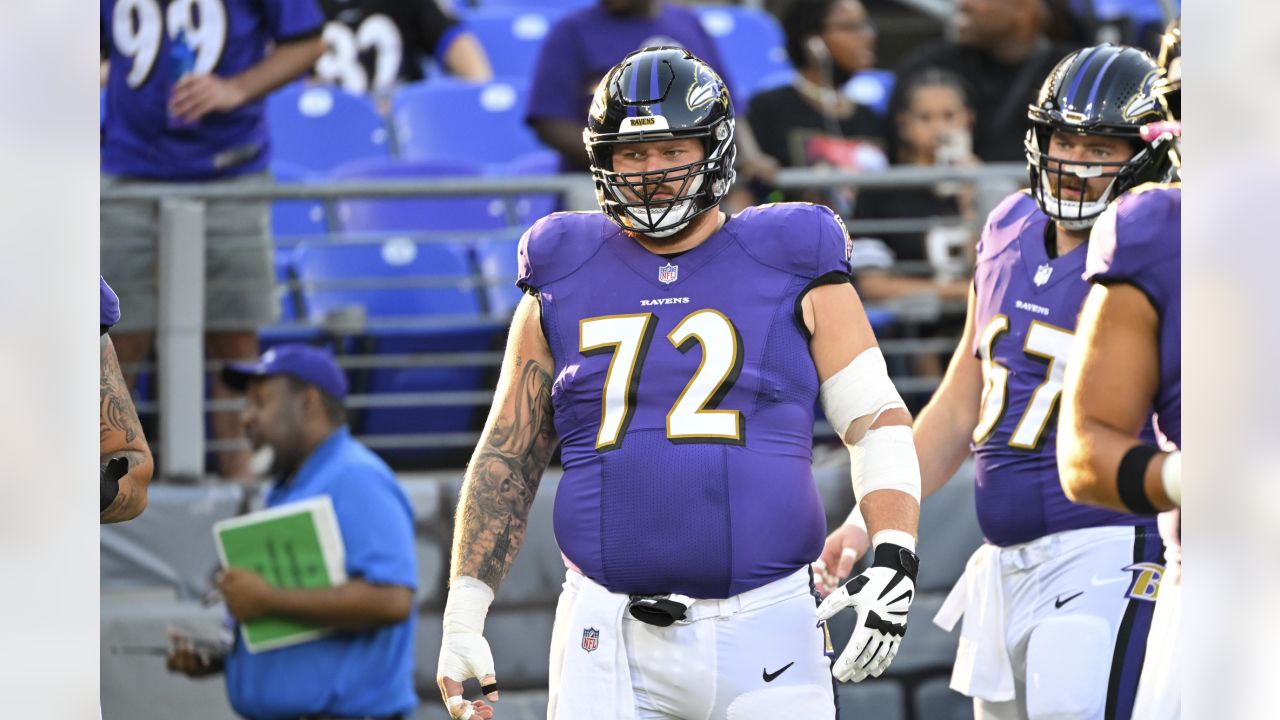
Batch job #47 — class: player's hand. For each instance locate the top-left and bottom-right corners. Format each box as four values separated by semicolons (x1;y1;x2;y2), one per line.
217;567;276;622
438;631;498;719
100;470;149;524
812;521;871;598
165;633;224;678
816;543;919;682
169;73;249;122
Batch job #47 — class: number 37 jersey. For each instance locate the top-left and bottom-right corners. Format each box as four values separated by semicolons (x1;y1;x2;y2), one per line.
970;192;1153;546
518;204;850;599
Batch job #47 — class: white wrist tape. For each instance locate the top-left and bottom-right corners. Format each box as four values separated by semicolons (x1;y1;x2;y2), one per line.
443;576;494;635
849;425;922;504
446;696;474;720
871;529;917;553
819;347;907;443
1161;450;1181;507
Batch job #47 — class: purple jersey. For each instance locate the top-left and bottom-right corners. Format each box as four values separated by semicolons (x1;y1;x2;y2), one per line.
1085;183;1181;449
101;0;324;180
101;276;121;334
525;4;737;166
969;192;1154;546
519;204;849;598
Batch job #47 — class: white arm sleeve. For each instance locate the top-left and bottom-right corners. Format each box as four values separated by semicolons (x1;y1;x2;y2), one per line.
849;425;921;504
819;347;906;443
819;347;920;504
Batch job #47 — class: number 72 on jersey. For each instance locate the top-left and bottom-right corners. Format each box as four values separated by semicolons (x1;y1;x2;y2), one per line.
580;309;745;451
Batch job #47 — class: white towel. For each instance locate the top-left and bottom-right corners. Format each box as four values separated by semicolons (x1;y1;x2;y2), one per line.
934;543;1016;702
550;574;636;720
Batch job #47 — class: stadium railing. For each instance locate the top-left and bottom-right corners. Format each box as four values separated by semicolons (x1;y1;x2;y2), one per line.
100;162;1026;478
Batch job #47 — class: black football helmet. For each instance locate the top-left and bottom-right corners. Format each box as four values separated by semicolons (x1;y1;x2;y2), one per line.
584;46;737;238
1025;44;1173;229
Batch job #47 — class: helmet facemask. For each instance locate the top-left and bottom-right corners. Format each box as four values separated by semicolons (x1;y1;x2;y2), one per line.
1025;124;1153;230
587;119;737;239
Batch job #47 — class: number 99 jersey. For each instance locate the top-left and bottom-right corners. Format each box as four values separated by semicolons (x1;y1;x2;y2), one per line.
100;0;324;179
518;203;851;599
969;192;1155;546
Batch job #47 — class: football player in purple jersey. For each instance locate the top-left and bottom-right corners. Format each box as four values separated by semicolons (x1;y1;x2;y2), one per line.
1058;19;1181;720
437;47;923;720
817;44;1175;719
100;276;153;523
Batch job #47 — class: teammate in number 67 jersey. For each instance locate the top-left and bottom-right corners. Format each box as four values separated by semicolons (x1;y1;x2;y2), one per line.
436;47;924;720
1058;19;1182;720
815;44;1176;720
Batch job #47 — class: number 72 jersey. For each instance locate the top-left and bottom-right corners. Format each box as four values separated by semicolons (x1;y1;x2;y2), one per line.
969;192;1153;547
518;204;851;599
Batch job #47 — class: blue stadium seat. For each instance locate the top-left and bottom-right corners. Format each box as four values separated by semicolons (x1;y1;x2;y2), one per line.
750;68;796;100
292;238;480;322
292;238;499;466
391;79;545;166
1081;0;1174;50
463;7;563;80
330;157;512;233
845;69;896;116
270;162;329;238
694;6;793;106
475;239;522;316
273;247;301;322
266;84;390;174
257;245;324;352
505;150;562;227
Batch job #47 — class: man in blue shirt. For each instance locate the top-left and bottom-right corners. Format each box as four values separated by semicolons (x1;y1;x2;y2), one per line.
100;0;326;479
166;344;418;720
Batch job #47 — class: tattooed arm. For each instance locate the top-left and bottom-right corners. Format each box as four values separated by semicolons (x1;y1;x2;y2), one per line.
100;334;153;523
451;293;558;590
438;294;557;719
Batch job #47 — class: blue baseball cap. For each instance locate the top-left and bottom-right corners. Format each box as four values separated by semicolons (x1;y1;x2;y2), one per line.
222;344;348;401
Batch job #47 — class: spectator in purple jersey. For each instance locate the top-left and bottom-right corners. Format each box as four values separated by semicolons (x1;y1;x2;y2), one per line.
524;0;778;187
100;276;153;524
315;0;492;95
1058;20;1181;720
100;0;325;479
439;47;922;720
818;45;1174;720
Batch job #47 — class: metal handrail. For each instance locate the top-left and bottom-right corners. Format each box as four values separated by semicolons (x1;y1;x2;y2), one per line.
99;163;1028;202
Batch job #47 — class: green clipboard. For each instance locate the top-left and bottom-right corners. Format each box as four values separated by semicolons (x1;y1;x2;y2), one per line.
212;495;347;653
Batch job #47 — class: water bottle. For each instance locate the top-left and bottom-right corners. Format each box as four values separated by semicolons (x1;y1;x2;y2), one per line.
168;30;197;130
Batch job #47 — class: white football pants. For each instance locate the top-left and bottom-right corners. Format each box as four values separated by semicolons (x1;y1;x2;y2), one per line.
547;567;837;720
941;526;1165;720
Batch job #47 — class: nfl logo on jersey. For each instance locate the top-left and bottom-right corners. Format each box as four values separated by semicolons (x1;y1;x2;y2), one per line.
658;263;679;284
1034;263;1054;286
581;627;600;653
